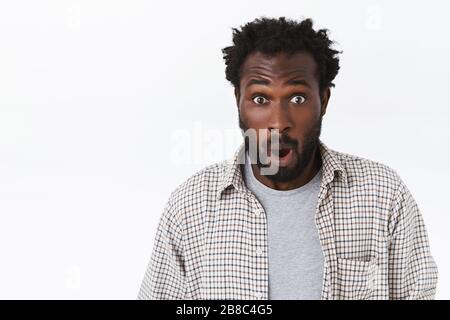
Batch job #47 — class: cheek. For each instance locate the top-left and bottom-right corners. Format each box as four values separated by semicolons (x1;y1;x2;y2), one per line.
240;105;272;128
290;107;317;128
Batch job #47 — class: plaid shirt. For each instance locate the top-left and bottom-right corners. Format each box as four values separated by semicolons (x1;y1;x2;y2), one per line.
137;139;438;300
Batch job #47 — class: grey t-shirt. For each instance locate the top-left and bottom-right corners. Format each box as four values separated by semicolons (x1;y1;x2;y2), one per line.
243;151;324;300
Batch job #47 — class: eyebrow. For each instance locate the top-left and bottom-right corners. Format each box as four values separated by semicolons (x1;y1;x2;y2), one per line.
245;77;311;89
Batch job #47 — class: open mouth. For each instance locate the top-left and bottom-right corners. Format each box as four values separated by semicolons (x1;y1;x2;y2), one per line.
279;148;291;158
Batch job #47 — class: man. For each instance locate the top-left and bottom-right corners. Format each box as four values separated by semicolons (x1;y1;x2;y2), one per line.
137;16;438;300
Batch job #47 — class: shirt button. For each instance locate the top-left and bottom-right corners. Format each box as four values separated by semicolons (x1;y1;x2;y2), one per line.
255;292;263;299
256;248;263;256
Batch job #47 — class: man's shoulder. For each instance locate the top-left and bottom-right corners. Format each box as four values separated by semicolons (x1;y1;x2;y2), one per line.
331;147;402;190
166;159;230;208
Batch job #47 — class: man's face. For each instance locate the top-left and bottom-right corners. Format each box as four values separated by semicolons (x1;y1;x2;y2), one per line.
236;51;330;183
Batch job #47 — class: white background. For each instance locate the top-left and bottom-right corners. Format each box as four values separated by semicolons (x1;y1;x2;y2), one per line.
0;0;449;299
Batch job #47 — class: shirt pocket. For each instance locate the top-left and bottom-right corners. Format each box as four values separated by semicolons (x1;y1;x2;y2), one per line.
335;256;379;300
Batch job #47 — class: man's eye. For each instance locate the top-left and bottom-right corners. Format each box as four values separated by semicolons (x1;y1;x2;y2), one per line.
290;95;306;104
252;96;268;105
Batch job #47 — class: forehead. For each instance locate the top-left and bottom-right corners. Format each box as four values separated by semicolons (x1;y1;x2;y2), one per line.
239;51;318;85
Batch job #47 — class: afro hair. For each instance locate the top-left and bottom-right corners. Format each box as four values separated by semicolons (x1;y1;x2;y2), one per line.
222;16;342;95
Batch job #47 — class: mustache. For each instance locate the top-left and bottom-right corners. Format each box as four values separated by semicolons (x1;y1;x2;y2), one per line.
239;114;299;151
263;134;298;151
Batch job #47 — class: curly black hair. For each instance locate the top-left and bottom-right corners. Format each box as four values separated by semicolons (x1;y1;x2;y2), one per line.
222;16;342;95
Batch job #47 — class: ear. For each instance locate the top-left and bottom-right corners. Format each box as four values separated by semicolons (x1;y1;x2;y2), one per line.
320;87;331;117
234;87;240;106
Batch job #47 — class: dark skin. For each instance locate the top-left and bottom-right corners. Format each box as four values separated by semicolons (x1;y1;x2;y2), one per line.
235;51;331;190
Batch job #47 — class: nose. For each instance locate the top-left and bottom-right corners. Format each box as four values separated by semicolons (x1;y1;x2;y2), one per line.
267;100;292;135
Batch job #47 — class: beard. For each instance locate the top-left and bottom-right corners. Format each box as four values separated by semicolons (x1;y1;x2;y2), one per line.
239;113;322;183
